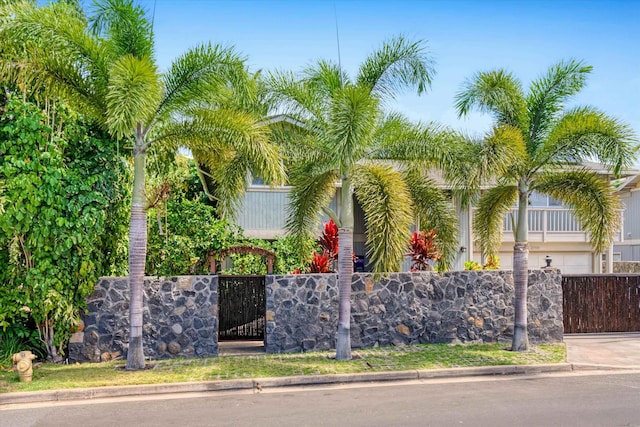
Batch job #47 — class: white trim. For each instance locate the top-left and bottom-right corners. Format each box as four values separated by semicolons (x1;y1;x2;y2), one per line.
247;185;293;192
614;239;640;246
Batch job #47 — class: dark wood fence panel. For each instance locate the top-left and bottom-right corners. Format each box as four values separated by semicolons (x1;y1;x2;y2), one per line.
563;275;640;333
218;275;265;340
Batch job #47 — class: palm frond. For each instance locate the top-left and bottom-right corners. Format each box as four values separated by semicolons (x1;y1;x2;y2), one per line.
533;170;621;253
158;43;247;119
446;125;525;197
535;106;638;176
191;108;285;188
0;1;110;119
352;163;413;273
265;69;327;125
455;69;527;129
302;59;347;97
153;104;285;218
526;59;592;151
196;152;249;218
356;35;435;101
327;85;379;172
370;113;463;169
285;164;339;255
403;166;458;270
90;0;154;59
106;54;161;139
474;185;518;257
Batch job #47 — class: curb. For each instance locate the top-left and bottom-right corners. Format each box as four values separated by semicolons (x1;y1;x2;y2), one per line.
0;363;573;406
569;363;640;371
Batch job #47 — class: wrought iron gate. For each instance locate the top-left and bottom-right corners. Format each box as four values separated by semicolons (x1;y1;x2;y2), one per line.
218;275;266;340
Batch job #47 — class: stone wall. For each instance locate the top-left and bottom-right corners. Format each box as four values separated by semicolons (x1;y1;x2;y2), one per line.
68;276;218;363
70;270;563;362
265;269;563;353
612;262;640;274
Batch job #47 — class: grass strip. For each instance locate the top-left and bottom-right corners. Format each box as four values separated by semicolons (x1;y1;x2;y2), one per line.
0;342;565;394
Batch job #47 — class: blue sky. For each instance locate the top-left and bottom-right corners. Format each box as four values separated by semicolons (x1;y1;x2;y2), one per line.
144;0;639;140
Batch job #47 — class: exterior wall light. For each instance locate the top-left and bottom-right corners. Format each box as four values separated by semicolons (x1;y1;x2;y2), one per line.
544;255;552;268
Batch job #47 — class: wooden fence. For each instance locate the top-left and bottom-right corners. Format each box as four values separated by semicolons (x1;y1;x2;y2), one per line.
562;274;640;333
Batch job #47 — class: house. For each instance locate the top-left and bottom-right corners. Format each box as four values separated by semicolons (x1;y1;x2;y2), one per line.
229;117;640;274
233;165;640;275
612;173;640;266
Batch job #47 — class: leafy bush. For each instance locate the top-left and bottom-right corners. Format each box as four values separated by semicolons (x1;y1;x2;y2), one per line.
222;236;316;275
0;98;130;361
464;260;483;271
146;197;241;276
0;322;46;368
464;256;500;271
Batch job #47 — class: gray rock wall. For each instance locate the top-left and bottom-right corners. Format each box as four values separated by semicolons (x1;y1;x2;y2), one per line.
612;262;640;273
265;269;563;353
68;276;218;363
70;270;562;361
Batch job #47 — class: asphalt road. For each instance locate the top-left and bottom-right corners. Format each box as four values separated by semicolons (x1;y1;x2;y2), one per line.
2;372;640;427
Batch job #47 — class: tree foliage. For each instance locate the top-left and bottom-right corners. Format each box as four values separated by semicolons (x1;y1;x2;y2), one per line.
221;236;317;275
0;0;284;369
0;97;129;360
145;160;242;276
268;35;461;360
454;59;638;351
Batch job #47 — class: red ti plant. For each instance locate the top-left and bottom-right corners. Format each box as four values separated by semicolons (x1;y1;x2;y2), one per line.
407;230;442;271
307;219;339;273
309;251;331;273
318;219;339;262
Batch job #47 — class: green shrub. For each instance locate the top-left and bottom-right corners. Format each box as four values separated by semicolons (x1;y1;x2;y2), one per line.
0;98;129;361
0;322;46;368
222;236;316;275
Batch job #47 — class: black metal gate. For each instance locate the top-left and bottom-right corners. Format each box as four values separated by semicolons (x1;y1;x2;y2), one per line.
218;275;266;340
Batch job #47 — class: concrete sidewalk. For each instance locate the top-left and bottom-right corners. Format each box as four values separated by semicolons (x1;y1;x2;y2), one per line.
564;332;640;369
2;333;639;406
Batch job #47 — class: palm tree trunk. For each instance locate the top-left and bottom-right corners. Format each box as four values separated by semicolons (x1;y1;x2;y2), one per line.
336;177;354;360
126;143;147;370
336;227;353;360
512;184;529;351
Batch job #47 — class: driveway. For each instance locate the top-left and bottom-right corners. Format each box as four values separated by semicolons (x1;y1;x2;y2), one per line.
564;332;640;368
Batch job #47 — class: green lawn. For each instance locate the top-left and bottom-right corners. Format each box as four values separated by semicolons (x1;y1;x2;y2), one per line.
0;343;566;394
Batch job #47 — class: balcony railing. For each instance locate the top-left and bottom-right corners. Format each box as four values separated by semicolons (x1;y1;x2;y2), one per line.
474;207;624;244
501;208;583;233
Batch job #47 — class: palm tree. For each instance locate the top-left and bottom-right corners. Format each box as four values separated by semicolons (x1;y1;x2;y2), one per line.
454;60;637;351
0;0;283;369
267;36;460;360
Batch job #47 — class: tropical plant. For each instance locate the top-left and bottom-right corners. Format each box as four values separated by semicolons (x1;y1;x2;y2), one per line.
146;197;241;276
267;36;460;359
407;230;442;271
309;252;331;273
463;255;500;271
221;236;316;275
318;219;339;265
464;260;483;271
454;59;638;351
0;0;284;369
0;98;129;360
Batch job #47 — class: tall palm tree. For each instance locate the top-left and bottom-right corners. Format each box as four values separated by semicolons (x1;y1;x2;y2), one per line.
0;0;283;369
454;60;637;351
267;36;460;360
